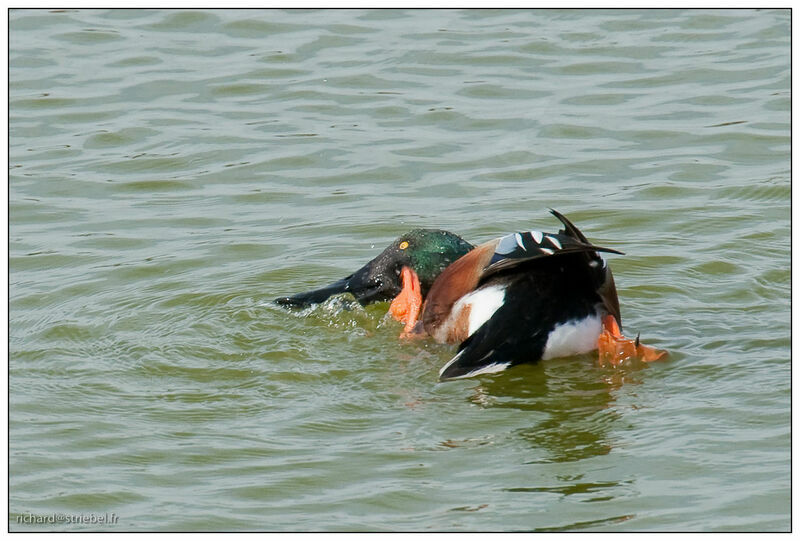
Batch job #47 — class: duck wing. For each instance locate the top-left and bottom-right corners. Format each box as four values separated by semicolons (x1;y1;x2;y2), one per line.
437;262;604;380
481;229;621;278
437;276;546;380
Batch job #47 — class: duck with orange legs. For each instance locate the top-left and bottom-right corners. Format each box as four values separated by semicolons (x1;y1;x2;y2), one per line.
277;210;666;380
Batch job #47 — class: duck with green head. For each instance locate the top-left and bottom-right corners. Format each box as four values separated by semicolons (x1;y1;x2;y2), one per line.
276;212;666;380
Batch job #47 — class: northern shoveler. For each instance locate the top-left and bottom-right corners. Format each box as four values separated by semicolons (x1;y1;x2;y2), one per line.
276;210;666;380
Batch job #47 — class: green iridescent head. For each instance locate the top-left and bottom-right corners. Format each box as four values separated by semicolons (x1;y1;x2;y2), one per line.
275;229;474;307
393;229;474;292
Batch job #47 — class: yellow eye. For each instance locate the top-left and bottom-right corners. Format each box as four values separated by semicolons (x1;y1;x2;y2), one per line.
399;241;409;250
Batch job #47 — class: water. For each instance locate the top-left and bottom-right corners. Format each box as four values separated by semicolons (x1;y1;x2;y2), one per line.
9;8;790;532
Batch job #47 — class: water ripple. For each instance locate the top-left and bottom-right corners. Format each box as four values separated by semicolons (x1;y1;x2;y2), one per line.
10;7;789;533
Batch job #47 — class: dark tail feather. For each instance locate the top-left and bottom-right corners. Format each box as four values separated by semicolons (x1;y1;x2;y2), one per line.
549;208;589;243
549;208;624;255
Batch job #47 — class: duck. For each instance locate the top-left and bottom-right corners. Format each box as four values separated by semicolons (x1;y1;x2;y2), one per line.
276;210;665;380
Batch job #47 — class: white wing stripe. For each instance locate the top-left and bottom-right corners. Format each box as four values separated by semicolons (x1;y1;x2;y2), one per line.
515;232;526;250
451;362;511;379
546;235;562;250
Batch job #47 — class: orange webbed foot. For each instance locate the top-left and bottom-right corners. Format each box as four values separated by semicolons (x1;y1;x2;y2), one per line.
597;315;667;367
389;266;424;338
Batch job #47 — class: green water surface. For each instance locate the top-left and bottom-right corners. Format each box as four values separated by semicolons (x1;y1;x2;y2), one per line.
9;8;790;532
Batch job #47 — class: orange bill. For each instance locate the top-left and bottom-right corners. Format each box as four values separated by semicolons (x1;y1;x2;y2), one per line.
597;314;667;367
389;266;423;338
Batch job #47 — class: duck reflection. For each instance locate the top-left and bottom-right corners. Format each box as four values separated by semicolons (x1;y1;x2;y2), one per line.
465;356;645;463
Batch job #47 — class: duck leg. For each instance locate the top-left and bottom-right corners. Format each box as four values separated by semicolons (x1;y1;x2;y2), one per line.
389;266;424;338
597;315;667;366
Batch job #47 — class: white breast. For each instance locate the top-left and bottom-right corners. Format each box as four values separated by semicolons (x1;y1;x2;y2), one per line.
541;313;603;360
454;284;506;336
